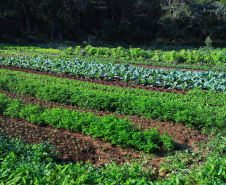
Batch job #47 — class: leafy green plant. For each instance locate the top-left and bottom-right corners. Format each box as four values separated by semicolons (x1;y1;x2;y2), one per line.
65;47;74;55
0;69;225;135
1;56;226;92
205;36;213;49
0;94;176;152
0;132;225;184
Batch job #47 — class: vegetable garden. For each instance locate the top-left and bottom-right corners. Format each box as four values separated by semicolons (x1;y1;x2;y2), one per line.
0;44;225;184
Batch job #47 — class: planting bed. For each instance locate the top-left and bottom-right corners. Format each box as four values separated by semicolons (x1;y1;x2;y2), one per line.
124;63;225;73
0;45;225;184
1;57;225;92
0;115;159;168
0;65;191;95
0;90;210;150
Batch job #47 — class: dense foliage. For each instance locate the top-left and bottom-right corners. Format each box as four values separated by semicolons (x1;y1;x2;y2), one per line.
0;133;154;184
0;57;225;92
0;0;225;45
1;44;226;72
0;93;176;152
0;133;225;184
0;69;225;134
69;45;226;65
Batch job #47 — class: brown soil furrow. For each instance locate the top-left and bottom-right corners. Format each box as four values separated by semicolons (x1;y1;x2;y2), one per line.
0;90;210;151
0;115;155;169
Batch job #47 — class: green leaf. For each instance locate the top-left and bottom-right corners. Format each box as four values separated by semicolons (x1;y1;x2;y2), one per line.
59;177;69;185
6;173;22;185
217;165;222;175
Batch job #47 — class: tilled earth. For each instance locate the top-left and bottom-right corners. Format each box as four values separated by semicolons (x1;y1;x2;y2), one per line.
0;89;211;179
0;115;161;178
0;65;213;179
0;90;210;150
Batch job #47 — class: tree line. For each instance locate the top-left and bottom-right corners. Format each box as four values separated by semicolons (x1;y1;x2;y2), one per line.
0;0;225;45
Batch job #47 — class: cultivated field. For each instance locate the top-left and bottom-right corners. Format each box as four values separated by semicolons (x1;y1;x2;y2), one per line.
0;44;225;184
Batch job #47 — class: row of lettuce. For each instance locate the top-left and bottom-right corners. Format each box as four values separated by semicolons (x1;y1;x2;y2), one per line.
1;132;225;184
0;57;226;93
1;43;225;65
67;45;226;65
0;69;225;135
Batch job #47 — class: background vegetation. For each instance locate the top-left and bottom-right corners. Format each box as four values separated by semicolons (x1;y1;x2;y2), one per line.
0;0;225;46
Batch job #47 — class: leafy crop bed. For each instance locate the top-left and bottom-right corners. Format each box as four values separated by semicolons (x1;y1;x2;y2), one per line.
0;45;225;184
0;116;95;163
0;88;225;184
2;44;225;65
71;45;226;65
0;93;178;152
1;57;226;92
1;44;226;72
0;69;225;135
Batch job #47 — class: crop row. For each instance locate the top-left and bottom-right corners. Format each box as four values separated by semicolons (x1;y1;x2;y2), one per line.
74;54;226;71
0;57;226;92
0;69;225;134
0;133;153;184
1;132;225;184
0;44;62;54
1;43;225;65
152;49;226;65
67;45;226;65
1;69;225;109
1;44;226;72
0;93;176;152
73;55;226;72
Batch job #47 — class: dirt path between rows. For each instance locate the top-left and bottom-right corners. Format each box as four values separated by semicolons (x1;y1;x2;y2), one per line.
0;65;213;150
0;90;210;152
0;65;214;179
0;89;213;179
0;65;187;95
